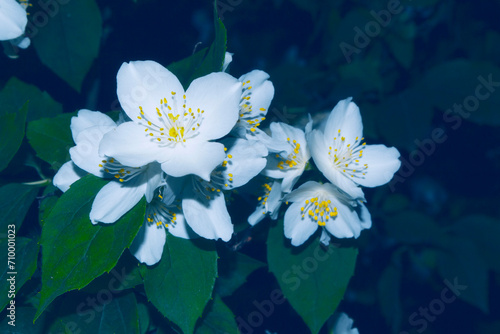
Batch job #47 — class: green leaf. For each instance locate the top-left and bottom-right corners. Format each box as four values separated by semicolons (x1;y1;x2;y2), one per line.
36;175;146;320
419;59;500;126
195;295;238;334
168;4;227;88
0;102;28;172
141;235;218;334
46;291;140;334
435;235;489;313
267;220;358;334
27;113;75;170
31;0;102;91
0;237;39;311
0;183;40;231
216;250;266;297
0;306;46;333
0;77;63;121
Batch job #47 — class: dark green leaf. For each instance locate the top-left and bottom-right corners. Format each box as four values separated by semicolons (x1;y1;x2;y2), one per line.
0;77;62;121
26;113;75;170
167;4;227;88
46;291;140;334
267;220;358;334
0;102;28;172
36;175;146;320
0;237;39;311
0;183;39;231
216;251;266;297
195;295;238;334
0;306;46;333
31;0;102;91
141;235;218;334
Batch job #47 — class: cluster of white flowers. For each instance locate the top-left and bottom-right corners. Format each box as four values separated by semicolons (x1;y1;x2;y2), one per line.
0;0;30;57
54;56;400;265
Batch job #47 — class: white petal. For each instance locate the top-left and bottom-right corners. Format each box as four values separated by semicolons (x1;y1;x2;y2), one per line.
90;179;146;224
269;122;307;152
333;313;359;334
358;202;372;230
248;205;267;226
71;110;116;143
221;138;267;189
320;229;331;246
280;168;304;194
144;163;163;202
284;202;318;246
182;193;233;241
70;124;115;177
129;221;166;266
186;72;241;140
222;52;233;72
14;36;29;49
117;60;185;121
168;211;198;239
239;70;270;87
267;181;283;219
355;145;401;187
99;122;166;168
244;80;274;116
0;0;27;40
284;181;322;203
325;199;362;239
53;161;86;193
324;98;363;146
308;130;365;200
160;140;225;181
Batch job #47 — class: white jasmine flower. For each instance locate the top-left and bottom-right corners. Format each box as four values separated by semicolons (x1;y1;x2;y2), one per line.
284;181;371;246
53;109;164;224
171;138;267;241
308;98;401;200
99;60;242;181
222;51;233;72
248;180;283;226
332;313;360;334
129;187;196;265
232;70;274;138
0;0;27;41
261;118;312;193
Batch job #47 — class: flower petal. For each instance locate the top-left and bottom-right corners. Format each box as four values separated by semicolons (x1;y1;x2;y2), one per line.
90;179;146;224
129;220;166;266
144;163;163;202
117;60;185;121
182;193;233;241
168;212;198;239
186;72;241;140
239;70;270;87
70;124;115;177
355;144;401;187
0;0;27;40
221;138;267;189
99;122;166;168
160;140;225;181
308;130;365;200
324;98;363;146
70;109;116;143
53;161;86;193
284;202;319;246
325;199;362;239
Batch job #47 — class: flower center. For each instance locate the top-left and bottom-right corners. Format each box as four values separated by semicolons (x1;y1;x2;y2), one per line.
239;80;266;133
98;157;143;182
146;193;179;228
136;92;204;146
277;137;303;170
257;182;274;214
328;129;367;178
300;195;338;226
